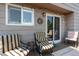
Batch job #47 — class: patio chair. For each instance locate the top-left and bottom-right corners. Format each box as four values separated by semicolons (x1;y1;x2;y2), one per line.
34;32;53;55
65;31;79;47
0;33;29;56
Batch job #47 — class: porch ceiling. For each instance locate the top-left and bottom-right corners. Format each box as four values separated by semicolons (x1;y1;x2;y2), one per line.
21;3;73;15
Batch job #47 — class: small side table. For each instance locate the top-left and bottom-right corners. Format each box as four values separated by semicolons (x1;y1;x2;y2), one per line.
27;41;36;55
48;41;53;44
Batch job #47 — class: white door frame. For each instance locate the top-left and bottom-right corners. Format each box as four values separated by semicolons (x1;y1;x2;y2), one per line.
46;13;61;44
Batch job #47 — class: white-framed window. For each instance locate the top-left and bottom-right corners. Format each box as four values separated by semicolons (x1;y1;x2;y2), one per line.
6;4;34;26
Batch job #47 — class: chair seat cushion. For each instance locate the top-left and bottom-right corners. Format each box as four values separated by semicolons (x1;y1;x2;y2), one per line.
65;37;77;41
65;31;78;41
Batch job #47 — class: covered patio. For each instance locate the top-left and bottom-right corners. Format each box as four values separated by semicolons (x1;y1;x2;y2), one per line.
0;3;78;56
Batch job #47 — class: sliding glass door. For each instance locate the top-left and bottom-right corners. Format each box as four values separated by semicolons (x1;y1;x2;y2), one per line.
46;14;61;44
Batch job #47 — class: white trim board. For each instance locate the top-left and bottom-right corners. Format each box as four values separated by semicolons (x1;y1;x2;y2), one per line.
5;3;34;26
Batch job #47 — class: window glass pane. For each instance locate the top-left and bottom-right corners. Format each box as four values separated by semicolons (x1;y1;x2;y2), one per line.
23;10;32;23
47;16;53;38
8;6;21;24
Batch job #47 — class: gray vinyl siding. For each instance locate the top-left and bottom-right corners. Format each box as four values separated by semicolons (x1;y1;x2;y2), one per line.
1;3;79;56
74;12;79;31
54;3;79;32
0;3;79;44
62;3;79;31
60;16;66;40
65;13;74;31
0;4;46;43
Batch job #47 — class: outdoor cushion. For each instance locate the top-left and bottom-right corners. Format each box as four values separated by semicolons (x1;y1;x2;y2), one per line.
66;38;77;41
66;31;78;41
67;32;75;38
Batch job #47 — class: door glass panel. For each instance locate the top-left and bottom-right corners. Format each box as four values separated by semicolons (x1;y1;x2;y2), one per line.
47;16;53;40
54;17;60;40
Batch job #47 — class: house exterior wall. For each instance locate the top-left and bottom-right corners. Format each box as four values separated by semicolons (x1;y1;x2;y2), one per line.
62;3;79;31
65;13;74;31
0;3;79;44
53;3;79;31
60;16;66;40
0;4;46;44
74;12;79;31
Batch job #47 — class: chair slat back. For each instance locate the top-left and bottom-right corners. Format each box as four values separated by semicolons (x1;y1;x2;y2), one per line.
0;36;2;50
35;32;47;42
35;32;40;40
11;34;16;49
2;35;8;53
14;34;20;48
1;33;20;53
73;32;78;39
7;34;12;51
